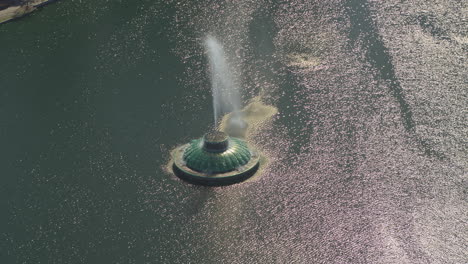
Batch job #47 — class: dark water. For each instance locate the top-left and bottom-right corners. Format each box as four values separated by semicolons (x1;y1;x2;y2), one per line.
1;1;466;263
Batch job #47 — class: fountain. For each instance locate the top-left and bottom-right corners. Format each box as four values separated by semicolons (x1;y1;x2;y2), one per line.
172;36;259;186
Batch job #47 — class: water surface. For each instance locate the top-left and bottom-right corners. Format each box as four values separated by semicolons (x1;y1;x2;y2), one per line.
1;1;466;263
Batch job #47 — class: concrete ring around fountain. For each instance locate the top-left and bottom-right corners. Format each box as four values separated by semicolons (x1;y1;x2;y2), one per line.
172;143;260;186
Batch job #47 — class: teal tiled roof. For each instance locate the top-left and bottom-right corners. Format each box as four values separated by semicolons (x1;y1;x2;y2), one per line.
183;137;252;173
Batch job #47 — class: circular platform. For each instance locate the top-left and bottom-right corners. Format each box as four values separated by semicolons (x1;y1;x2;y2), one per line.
172;132;260;186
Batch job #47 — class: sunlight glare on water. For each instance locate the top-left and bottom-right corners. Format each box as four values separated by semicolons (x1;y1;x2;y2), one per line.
0;0;466;263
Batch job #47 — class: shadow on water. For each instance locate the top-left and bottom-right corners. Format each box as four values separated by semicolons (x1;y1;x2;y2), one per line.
344;0;446;160
248;3;277;58
248;3;310;154
412;13;451;41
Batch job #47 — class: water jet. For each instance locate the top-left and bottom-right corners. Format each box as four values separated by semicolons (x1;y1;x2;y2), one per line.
205;35;241;125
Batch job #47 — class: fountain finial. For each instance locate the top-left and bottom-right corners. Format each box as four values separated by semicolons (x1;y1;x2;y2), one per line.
203;131;229;152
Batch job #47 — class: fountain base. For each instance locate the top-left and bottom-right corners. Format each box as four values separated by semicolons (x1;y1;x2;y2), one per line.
172;131;260;186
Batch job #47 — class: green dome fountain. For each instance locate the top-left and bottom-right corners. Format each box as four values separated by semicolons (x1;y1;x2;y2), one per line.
173;131;260;186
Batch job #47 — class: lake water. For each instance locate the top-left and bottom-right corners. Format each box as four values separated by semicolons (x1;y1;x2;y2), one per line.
1;0;466;263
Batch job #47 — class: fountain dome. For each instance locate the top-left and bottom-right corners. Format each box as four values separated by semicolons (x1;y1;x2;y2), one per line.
173;131;259;186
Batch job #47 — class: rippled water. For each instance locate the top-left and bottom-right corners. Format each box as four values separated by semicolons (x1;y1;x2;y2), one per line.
1;1;466;263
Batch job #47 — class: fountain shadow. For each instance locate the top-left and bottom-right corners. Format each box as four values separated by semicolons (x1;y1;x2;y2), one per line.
172;162;259;187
